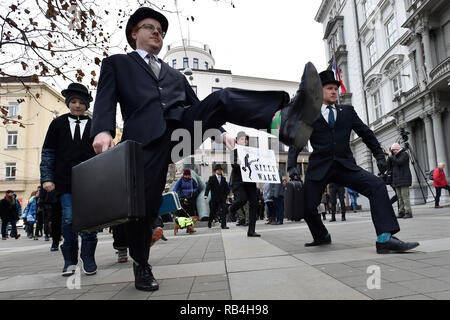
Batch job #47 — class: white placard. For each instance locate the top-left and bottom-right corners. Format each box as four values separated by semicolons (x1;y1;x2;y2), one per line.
236;145;280;184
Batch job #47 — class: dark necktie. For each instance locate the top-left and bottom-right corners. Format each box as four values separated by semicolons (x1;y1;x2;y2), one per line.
74;120;81;142
327;105;335;128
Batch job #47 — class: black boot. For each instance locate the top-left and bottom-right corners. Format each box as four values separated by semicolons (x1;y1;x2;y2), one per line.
330;214;336;222
279;62;323;149
80;237;98;275
61;244;78;277
341;213;346;221
133;263;159;291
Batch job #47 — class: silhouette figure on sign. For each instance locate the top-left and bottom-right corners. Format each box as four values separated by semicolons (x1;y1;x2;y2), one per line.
241;153;259;180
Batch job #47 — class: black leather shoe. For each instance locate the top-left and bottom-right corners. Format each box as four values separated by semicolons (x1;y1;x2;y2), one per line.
305;234;332;247
222;226;230;230
279;62;323;149
376;236;419;254
134;263;159;291
397;212;405;218
247;232;261;237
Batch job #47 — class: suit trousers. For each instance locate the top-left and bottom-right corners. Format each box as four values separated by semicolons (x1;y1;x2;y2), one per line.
329;185;346;215
209;200;227;228
125;88;287;265
230;183;258;234
304;161;400;242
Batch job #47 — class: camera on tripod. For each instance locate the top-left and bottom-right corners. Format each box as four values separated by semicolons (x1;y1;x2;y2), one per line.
400;128;410;143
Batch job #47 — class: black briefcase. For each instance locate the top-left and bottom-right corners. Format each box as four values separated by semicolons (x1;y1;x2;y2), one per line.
72;140;145;233
284;180;305;221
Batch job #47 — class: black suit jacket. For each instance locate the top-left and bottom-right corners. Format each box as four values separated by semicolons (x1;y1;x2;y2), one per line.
91;52;199;145
288;104;383;181
204;175;230;203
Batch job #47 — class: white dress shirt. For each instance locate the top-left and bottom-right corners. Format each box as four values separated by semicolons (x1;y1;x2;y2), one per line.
216;174;222;184
68;117;88;140
321;104;337;124
135;49;161;68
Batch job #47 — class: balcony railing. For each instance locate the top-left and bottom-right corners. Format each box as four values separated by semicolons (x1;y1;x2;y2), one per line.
429;57;450;84
402;84;421;102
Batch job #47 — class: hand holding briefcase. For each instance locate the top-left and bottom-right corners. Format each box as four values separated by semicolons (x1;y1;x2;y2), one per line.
72;140;145;233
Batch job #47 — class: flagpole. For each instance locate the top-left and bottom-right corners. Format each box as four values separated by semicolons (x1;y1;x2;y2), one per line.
331;42;341;105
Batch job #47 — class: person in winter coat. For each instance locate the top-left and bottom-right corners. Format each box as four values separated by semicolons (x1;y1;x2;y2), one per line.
347;188;359;212
388;143;413;218
433;163;450;208
263;183;275;225
23;190;38;239
0;190;20;240
272;171;285;225
174;168;199;217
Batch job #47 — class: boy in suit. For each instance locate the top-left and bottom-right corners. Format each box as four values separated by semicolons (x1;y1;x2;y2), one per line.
40;83;98;276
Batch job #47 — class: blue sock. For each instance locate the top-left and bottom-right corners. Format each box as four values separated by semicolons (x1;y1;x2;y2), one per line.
377;233;391;243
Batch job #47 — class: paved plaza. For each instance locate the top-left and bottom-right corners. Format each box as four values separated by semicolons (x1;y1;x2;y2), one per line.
0;202;449;300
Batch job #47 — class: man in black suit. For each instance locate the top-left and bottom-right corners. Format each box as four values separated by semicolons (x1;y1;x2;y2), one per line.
328;182;346;222
91;7;323;291
204;164;230;229
228;131;261;237
287;70;419;254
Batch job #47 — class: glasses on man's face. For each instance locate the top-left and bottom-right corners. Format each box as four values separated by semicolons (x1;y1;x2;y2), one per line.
137;23;166;38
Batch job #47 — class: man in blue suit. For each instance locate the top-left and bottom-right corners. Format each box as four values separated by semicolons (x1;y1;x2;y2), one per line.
287;70;419;254
91;7;323;291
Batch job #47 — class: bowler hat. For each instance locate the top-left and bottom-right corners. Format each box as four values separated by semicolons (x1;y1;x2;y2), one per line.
61;83;93;110
214;164;223;171
319;70;341;88
126;7;169;50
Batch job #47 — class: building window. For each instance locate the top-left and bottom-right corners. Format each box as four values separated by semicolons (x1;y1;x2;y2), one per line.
6;131;18;149
385;16;399;48
212;87;222;93
205;62;209;70
367;40;377;67
249;137;259;148
392;73;402;97
191;86;197;95
193;58;199;69
279;162;287;177
172;59;177;68
5;163;16;180
363;0;376;18
269;137;286;152
372;90;382;120
183;57;189;69
7;102;19;117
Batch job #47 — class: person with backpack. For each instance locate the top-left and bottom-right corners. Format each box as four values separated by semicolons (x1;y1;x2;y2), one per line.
433;163;450;208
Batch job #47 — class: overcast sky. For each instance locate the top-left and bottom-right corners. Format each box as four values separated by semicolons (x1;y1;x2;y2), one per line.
156;0;326;82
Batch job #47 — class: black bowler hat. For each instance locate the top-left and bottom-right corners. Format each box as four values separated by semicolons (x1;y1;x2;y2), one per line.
61;83;93;110
214;164;223;171
126;7;169;50
319;70;341;88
